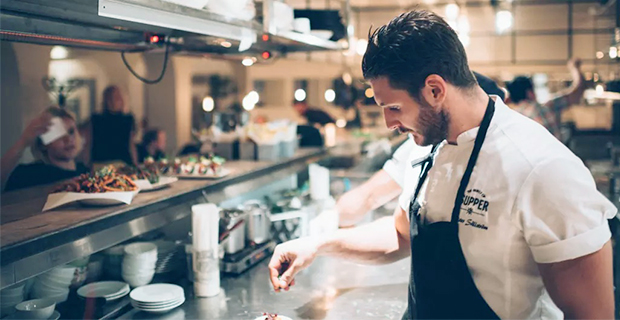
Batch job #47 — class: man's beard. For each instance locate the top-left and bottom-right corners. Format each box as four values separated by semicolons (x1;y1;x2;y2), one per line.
417;97;449;146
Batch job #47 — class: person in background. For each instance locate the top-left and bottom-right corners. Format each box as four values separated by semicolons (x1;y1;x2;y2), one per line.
86;85;138;166
506;59;586;140
338;71;506;227
1;107;90;192
137;129;167;163
293;100;335;126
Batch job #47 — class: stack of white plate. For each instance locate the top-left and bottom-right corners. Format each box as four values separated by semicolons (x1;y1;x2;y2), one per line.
31;266;75;303
77;281;130;302
154;241;184;275
1;283;25;317
122;242;158;288
130;284;185;314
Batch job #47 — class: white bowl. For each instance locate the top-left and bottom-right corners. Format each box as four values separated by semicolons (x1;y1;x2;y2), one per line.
15;298;56;319
124;243;157;258
31;289;69;304
310;30;334;40
122;273;154;288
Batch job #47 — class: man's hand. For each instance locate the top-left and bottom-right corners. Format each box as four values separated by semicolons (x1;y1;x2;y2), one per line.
268;237;321;292
20;112;53;147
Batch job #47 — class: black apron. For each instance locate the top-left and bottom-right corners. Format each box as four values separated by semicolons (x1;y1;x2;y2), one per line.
404;98;499;320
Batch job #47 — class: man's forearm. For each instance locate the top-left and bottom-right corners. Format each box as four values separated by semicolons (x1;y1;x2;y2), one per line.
317;216;410;264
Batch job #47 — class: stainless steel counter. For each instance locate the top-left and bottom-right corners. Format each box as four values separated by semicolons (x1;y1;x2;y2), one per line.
0;148;327;289
119;257;410;320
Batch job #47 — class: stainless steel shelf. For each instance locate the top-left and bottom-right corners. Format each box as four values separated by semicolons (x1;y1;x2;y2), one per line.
0;148;327;289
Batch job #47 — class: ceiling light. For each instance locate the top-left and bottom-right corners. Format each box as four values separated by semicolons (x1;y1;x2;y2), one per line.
495;10;513;34
596;84;605;95
247;90;259;104
242;94;256;111
220;41;232;48
445;3;460;21
596;51;605;59
325;89;336;103
202;96;214;112
242;57;254;66
50;46;69;60
459;34;470;48
356;39;368;56
336;118;347;128
609;46;618;59
294;89;306;102
365;88;374;98
457;16;471;34
342;72;353;86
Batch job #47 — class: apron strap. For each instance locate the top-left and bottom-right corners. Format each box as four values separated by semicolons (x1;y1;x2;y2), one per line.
450;98;495;224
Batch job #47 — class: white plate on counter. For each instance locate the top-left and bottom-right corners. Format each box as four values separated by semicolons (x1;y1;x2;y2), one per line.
130;284;184;304
77;281;130;301
176;168;231;180
135;177;178;192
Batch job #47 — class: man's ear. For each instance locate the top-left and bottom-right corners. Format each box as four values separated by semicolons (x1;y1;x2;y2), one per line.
420;74;447;108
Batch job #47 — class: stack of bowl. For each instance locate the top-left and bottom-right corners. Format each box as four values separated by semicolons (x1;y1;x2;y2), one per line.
122;242;158;288
31;266;75;303
104;245;126;280
1;283;25;317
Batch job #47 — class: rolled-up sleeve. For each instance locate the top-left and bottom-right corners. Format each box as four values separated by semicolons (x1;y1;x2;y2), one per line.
514;158;617;264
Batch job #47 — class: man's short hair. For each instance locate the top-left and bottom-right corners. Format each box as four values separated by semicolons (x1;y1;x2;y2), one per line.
362;10;477;100
506;76;534;104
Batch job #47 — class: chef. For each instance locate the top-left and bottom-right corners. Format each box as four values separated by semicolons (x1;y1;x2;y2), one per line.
269;9;616;319
338;72;505;227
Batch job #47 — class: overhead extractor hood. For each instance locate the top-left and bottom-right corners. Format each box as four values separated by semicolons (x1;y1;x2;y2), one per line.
0;0;347;54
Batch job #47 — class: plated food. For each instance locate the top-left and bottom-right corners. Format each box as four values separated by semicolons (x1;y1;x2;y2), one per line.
53;166;138;193
172;156;229;179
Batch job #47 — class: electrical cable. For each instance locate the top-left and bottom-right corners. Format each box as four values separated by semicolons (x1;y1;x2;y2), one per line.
121;38;170;84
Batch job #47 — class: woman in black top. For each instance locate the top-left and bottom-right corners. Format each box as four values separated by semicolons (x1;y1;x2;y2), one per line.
1;107;90;192
87;85;138;165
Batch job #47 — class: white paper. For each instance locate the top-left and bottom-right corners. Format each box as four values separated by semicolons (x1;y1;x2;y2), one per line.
40;117;67;145
42;191;138;211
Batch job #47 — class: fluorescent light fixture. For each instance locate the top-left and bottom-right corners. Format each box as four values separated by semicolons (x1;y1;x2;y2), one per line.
99;0;257;43
495;10;513;34
294;89;306;102
324;89;336;102
596;84;605;95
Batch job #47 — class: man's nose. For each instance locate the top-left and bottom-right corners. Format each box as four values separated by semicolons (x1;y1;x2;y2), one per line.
383;109;399;131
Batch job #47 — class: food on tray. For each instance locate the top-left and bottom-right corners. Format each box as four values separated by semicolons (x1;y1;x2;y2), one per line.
263;313;281;320
173;156;226;176
53;166;138;193
119;164;160;184
144;157;170;174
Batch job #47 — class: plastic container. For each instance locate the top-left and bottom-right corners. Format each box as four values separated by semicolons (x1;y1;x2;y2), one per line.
257;143;280;161
239;141;257;160
279;139;298;159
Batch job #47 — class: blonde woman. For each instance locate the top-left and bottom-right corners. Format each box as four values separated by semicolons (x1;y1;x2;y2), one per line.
1;107;89;192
